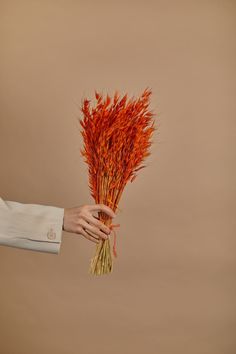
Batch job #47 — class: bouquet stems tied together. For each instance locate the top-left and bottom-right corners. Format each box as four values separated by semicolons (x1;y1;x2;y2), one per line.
79;88;157;275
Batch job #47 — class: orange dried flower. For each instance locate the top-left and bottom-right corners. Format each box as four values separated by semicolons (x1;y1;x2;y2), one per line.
79;88;157;275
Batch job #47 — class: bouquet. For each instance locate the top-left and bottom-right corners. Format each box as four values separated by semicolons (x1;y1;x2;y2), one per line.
79;88;156;275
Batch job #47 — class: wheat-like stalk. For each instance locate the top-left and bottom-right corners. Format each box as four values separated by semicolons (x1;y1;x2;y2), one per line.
79;88;157;275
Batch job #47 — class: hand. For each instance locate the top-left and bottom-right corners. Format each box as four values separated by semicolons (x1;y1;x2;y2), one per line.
62;204;116;244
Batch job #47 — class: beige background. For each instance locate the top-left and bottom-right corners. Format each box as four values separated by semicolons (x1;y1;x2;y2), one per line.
0;1;235;353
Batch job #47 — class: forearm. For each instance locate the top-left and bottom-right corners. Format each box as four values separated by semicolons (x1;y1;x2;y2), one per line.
0;198;64;254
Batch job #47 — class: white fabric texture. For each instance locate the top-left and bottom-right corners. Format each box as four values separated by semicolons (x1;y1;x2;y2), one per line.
0;198;64;254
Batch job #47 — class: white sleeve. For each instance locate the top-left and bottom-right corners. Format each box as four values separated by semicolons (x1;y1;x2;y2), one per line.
0;197;64;254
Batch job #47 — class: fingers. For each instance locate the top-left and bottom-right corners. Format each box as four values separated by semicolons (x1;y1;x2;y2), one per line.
80;227;100;244
88;204;116;218
83;213;111;235
80;219;109;240
74;203;117;245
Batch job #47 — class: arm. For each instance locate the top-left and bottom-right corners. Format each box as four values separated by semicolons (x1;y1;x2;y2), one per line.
0;198;64;254
0;198;116;255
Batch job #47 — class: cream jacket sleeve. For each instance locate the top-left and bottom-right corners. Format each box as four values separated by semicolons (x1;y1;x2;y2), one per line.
0;197;64;254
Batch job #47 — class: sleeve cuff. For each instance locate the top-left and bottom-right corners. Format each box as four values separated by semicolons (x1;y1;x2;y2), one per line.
0;200;65;254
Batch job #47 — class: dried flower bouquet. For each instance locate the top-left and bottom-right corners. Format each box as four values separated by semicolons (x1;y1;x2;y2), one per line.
79;88;156;275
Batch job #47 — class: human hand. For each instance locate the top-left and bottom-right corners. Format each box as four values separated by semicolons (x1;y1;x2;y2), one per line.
62;204;116;244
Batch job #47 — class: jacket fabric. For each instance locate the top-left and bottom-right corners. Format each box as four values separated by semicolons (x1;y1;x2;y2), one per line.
0;198;64;254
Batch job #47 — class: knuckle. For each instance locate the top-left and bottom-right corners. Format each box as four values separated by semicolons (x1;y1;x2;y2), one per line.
78;217;86;226
93;220;100;227
79;219;86;227
100;231;107;239
77;226;84;234
101;223;110;232
77;222;83;231
79;211;86;218
97;220;103;227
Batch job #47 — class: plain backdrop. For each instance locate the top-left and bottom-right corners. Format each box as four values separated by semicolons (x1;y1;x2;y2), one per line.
0;1;235;354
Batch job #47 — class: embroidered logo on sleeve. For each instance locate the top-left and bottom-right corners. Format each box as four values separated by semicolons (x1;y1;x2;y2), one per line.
47;228;56;240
